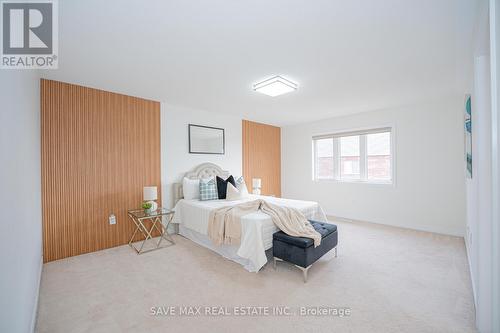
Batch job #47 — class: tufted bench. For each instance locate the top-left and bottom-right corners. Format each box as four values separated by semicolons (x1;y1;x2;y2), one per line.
273;220;338;282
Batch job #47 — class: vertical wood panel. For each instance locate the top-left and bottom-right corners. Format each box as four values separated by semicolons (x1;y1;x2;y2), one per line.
242;120;281;197
41;79;161;262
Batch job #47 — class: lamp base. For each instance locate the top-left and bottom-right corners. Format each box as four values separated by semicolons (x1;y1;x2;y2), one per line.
147;200;158;211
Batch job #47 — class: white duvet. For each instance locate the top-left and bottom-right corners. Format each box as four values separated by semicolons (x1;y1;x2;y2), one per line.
172;195;327;272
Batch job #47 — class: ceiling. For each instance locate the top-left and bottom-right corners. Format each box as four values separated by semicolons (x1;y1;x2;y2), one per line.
42;0;479;126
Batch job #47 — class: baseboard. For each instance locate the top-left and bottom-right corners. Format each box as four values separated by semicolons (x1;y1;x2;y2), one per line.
464;237;478;312
30;255;43;333
326;215;465;238
326;215;354;223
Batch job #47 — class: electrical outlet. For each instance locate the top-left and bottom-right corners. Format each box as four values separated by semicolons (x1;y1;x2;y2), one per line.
109;214;116;225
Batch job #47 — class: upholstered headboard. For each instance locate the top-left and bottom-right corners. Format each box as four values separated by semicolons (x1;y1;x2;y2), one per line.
173;163;230;205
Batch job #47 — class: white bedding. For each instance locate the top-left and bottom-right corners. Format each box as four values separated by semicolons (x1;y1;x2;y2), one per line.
172;195;327;272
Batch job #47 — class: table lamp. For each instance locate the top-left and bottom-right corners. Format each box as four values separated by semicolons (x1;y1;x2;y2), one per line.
143;186;158;211
252;178;261;195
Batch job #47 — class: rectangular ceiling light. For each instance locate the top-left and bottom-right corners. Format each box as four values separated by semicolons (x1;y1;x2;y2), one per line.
253;76;298;97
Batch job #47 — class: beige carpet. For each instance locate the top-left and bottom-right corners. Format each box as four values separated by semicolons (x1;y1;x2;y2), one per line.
36;220;476;333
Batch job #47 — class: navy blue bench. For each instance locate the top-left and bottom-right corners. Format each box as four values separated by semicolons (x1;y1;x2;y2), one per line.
272;220;338;282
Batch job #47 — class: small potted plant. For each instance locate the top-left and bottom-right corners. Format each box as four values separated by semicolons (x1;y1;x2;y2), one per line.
142;202;153;215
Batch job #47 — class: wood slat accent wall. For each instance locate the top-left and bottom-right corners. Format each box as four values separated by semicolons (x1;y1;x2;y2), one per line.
41;79;161;262
242;120;281;197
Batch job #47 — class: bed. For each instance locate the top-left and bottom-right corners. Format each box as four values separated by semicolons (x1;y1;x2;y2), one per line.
172;163;328;272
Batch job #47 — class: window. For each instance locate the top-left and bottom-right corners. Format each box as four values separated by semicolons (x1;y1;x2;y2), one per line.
314;138;334;180
340;135;360;180
367;132;391;181
313;128;393;184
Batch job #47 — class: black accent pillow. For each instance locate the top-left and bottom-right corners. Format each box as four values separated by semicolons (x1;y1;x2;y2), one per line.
216;175;236;199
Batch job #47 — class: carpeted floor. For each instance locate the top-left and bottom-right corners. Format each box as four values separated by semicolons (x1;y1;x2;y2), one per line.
36;220;476;333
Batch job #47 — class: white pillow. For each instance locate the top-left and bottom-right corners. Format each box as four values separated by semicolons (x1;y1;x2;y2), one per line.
226;182;242;201
182;177;200;200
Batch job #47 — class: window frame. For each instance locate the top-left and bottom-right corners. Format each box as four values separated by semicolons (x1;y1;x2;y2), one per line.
312;126;395;186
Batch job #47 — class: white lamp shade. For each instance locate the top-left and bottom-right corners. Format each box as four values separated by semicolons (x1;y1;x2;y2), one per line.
252;178;262;188
143;186;157;201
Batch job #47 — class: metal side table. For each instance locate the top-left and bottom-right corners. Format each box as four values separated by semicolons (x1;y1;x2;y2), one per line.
127;208;175;254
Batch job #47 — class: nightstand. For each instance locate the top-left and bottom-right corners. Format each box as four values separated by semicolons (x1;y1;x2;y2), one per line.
127;208;175;254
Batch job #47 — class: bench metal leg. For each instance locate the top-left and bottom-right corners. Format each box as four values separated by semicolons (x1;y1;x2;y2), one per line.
334;246;338;258
273;257;282;270
295;265;311;283
274;257;312;282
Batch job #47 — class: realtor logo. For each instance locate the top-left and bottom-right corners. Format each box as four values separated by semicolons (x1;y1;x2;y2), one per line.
1;0;58;69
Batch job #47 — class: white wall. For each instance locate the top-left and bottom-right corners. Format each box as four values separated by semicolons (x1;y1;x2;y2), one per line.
282;97;466;236
465;2;494;331
489;1;500;331
470;54;494;333
0;72;42;332
160;104;242;209
463;1;500;331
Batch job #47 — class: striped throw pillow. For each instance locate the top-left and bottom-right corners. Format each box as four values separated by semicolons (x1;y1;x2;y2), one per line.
235;176;249;197
235;176;245;186
199;178;218;201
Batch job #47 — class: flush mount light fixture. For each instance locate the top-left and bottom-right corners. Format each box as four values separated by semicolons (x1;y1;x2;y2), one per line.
253;76;298;97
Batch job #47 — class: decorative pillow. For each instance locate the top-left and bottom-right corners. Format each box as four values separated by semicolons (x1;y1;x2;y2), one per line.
226;183;242;201
199;178;218;201
216;175;236;199
235;176;249;197
182;177;200;200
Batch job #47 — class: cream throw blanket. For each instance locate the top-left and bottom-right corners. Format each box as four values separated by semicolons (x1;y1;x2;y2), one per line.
208;199;322;247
